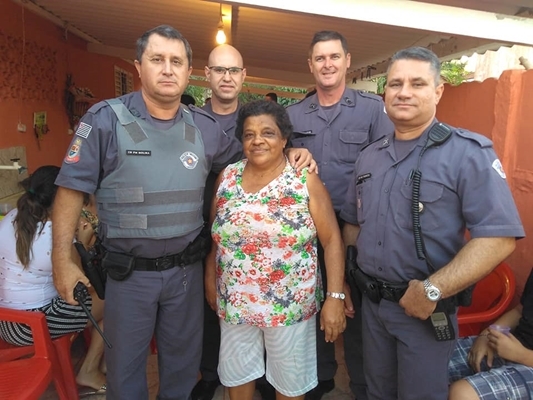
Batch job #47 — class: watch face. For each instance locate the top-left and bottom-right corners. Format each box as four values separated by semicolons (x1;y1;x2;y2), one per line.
427;289;441;301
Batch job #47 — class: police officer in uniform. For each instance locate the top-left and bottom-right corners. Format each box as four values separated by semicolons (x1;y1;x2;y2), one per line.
191;44;245;400
52;26;244;400
340;47;524;400
286;30;393;400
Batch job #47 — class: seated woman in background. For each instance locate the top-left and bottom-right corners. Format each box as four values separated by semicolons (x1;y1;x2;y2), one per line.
448;267;533;399
205;100;346;400
0;165;106;393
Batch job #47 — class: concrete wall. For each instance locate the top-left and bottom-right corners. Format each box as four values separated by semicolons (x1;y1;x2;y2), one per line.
437;69;533;294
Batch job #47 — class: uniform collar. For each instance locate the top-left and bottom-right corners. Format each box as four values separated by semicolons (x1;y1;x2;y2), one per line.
379;118;440;162
128;90;183;123
304;87;355;115
201;101;241;118
379;118;440;150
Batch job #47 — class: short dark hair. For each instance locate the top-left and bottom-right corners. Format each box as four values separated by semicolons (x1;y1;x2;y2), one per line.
136;25;193;67
265;92;278;102
309;31;348;57
235;100;293;143
388;47;441;85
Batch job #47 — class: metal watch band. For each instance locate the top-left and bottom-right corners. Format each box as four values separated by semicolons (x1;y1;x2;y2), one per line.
326;291;345;300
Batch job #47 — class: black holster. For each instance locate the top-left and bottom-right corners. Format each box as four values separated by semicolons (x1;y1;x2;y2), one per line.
352;267;382;304
345;245;362;308
180;225;212;265
75;239;107;300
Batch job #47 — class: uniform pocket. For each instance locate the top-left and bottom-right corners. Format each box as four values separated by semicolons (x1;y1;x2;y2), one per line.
338;130;369;163
394;180;444;230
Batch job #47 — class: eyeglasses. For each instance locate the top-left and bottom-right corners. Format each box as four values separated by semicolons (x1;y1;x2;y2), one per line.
208;66;244;75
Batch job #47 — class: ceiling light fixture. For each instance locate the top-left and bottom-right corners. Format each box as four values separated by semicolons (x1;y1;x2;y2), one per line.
216;4;226;45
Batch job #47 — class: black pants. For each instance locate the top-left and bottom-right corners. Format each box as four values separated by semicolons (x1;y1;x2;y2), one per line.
199;298;220;381
317;218;367;399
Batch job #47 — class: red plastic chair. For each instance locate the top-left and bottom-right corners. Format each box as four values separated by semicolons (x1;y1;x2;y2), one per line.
0;308;56;400
0;308;80;400
457;262;516;337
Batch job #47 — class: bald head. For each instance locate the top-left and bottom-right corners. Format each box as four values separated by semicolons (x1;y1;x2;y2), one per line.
207;44;243;67
205;44;246;112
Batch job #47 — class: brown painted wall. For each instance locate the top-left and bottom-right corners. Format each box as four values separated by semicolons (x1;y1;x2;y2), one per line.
437;70;533;294
0;0;140;172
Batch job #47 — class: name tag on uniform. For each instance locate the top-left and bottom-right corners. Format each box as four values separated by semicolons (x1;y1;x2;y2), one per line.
126;150;151;156
356;173;372;184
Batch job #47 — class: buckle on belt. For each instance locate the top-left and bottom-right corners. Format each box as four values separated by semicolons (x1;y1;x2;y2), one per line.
155;256;174;271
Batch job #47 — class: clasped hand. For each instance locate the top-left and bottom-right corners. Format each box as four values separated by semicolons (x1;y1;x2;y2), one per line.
399;279;437;320
320;298;346;343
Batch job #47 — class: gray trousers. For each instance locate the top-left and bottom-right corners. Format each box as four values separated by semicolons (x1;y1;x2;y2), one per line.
104;262;204;400
362;297;456;400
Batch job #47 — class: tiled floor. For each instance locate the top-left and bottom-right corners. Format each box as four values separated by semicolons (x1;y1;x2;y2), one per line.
42;336;353;399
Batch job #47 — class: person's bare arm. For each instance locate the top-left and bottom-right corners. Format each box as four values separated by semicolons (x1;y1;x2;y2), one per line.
52;187;90;304
342;223;360;248
469;305;522;371
205;174;223;311
307;172;346;342
400;237;516;320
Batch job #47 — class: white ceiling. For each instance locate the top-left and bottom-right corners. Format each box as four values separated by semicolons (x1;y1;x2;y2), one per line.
12;0;533;89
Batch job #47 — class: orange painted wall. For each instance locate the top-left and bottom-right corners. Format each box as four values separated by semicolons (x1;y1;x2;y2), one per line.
437;79;497;139
0;0;140;172
437;70;533;294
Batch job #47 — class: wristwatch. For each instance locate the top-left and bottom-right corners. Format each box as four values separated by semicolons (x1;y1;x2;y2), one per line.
423;279;442;302
326;292;346;300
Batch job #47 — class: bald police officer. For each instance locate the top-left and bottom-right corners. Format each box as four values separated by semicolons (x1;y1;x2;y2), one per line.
286;30;393;400
340;47;524;400
52;26;244;400
193;44;249;400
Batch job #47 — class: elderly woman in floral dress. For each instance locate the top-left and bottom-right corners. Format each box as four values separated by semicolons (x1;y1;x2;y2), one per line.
205;100;346;400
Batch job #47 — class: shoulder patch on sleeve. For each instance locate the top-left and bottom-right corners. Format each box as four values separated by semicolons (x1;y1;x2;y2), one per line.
492;159;506;179
87;100;110;114
455;129;493;148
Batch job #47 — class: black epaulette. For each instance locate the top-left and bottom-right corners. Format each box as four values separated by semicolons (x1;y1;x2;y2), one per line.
455;128;493;148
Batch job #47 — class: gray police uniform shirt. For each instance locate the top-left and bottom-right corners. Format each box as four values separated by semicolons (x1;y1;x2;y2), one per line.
56;91;243;258
286;88;393;211
201;102;240;138
200;102;241;221
340;120;525;284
